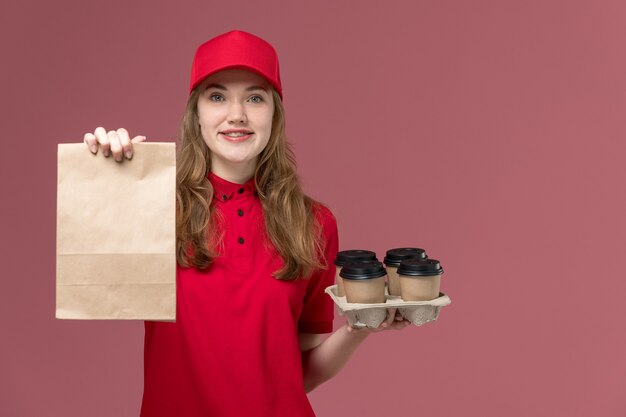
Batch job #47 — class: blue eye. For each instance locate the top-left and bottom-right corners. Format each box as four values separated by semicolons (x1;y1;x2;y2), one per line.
249;95;263;103
209;94;224;102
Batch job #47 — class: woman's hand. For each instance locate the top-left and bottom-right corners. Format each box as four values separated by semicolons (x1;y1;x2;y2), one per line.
301;308;411;391
346;308;412;333
83;127;146;162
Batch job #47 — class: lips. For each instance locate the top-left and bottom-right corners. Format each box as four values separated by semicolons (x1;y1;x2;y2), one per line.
220;129;254;142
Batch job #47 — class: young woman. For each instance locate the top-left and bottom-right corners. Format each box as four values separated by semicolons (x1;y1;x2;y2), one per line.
83;30;410;417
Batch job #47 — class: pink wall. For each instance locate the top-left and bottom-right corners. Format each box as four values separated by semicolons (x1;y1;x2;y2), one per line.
2;0;625;416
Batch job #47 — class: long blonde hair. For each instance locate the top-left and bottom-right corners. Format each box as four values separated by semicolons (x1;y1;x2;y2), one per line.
176;87;325;280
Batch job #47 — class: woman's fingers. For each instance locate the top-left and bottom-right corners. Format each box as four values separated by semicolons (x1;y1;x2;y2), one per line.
346;317;411;333
84;132;98;154
94;127;110;157
84;127;145;160
382;308;397;327
107;130;124;161
395;310;404;320
123;132;147;160
131;135;147;143
116;128;133;160
382;318;411;331
121;131;147;160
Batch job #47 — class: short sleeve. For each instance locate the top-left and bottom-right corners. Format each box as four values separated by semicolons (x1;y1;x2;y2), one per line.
297;205;339;334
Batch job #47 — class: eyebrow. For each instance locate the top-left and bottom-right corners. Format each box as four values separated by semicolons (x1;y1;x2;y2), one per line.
205;83;268;92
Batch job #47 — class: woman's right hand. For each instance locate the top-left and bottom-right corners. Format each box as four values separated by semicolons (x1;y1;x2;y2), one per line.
84;127;147;162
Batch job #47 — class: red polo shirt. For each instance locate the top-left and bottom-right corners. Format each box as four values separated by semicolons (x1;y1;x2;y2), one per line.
140;172;338;417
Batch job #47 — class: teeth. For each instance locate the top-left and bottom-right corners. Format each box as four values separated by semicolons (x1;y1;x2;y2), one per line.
224;132;250;137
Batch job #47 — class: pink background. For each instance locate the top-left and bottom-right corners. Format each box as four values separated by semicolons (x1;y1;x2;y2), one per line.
2;0;625;416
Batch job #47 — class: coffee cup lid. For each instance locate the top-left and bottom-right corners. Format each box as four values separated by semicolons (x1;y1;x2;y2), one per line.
397;259;443;277
339;261;387;280
334;249;377;267
383;247;427;267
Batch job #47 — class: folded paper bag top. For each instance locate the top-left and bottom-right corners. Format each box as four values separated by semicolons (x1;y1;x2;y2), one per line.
56;143;176;321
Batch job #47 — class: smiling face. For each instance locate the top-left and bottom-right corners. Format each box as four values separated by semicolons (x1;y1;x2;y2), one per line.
196;69;275;182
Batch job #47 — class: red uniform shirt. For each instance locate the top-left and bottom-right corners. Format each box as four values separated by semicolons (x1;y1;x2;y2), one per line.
140;172;338;417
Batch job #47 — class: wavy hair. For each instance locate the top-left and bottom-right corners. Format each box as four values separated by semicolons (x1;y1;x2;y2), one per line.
176;87;324;280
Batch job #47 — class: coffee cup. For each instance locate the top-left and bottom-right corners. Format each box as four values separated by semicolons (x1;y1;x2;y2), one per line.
383;248;427;296
340;261;387;304
334;250;377;297
397;259;443;301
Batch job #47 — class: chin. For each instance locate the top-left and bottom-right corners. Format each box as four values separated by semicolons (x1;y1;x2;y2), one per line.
221;153;256;165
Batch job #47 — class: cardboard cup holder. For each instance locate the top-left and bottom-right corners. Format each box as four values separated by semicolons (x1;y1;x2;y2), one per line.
325;285;451;328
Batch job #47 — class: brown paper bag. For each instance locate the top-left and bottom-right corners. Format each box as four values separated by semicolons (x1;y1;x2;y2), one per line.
56;143;176;321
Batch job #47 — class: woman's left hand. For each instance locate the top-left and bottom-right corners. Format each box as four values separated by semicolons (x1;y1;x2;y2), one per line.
346;308;412;333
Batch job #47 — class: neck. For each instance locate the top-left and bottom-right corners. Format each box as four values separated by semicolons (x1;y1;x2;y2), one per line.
209;157;257;184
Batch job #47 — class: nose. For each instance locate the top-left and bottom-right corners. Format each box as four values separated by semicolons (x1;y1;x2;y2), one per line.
227;100;247;124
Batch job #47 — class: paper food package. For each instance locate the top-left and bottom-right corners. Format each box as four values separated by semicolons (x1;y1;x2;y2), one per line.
56;143;176;321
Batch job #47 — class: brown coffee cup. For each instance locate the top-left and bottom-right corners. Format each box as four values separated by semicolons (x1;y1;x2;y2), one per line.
334;250;377;297
383;248;427;296
397;259;443;301
340;261;387;304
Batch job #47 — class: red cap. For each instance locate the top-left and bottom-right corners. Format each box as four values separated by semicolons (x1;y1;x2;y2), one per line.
189;30;283;99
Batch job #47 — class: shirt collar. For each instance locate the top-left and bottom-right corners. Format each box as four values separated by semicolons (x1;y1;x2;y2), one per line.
208;172;257;202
